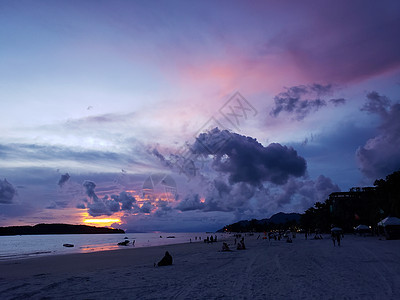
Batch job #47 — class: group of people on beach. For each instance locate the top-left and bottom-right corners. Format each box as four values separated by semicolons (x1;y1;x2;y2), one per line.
157;229;346;269
204;235;217;243
221;237;246;251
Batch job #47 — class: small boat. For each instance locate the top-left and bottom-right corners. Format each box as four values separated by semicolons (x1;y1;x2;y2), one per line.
166;236;175;238
118;240;130;246
63;244;74;247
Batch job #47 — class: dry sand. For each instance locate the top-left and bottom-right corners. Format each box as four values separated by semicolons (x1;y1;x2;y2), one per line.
1;234;399;299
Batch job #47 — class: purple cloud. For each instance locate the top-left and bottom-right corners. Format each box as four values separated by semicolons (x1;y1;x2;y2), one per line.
270;84;342;120
111;191;136;211
262;2;400;83
360;91;391;115
82;180;142;217
192;128;307;186
0;179;16;204
58;173;70;187
357;92;400;179
329;98;347;106
176;193;205;212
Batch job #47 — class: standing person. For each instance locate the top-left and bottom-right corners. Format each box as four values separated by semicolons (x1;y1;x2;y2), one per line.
336;233;341;247
331;232;336;247
305;231;308;240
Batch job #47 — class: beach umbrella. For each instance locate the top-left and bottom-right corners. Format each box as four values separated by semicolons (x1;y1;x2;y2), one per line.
378;217;400;227
355;225;370;230
331;227;342;232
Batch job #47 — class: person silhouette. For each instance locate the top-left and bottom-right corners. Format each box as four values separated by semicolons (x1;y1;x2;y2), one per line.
157;251;173;266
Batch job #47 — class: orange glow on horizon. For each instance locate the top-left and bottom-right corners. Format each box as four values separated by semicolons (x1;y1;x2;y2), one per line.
83;218;121;227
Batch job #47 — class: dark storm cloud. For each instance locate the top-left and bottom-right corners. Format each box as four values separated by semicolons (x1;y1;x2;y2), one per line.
111;191;136;211
76;203;86;209
276;175;340;208
192;128;307;186
87;201;113;217
83;180;98;200
58;173;70;187
176;193;205;211
329;98;347;106
154;200;173;217
178;174;339;216
357;92;400;179
82;181;142;216
139;201;153;214
0;179;16;204
176;178;257;214
83;180;116;216
250;175;340;217
270;84;333;120
204;181;257;212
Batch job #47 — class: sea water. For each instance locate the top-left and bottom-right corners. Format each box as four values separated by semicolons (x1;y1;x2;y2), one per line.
0;232;217;261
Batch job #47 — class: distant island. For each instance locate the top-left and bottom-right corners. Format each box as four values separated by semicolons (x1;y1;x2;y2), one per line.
217;212;301;232
0;223;125;236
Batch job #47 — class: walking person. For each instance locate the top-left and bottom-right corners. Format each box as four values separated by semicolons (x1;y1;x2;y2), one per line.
336;233;341;247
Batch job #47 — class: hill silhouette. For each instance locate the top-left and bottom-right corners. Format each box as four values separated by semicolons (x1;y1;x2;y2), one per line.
218;212;301;232
0;223;124;236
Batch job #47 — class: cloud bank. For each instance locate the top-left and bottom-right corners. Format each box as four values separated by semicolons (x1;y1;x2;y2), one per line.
0;179;16;204
192;128;307;186
357;92;400;179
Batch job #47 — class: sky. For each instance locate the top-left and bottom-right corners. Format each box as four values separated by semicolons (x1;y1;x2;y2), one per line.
1;0;400;232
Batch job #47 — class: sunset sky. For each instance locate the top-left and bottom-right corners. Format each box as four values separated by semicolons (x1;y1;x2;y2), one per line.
1;0;400;232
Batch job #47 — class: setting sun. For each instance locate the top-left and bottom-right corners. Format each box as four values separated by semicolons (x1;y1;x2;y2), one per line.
83;218;121;227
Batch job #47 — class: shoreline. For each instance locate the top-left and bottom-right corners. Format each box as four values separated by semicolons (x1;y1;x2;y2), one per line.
0;237;230;279
0;232;217;262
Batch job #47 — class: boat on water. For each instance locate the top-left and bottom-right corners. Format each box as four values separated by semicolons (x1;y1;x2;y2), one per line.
63;243;74;247
118;240;130;246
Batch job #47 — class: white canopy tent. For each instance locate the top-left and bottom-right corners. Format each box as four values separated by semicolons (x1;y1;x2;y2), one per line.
378;216;400;240
378;217;400;227
355;224;370;230
331;227;342;232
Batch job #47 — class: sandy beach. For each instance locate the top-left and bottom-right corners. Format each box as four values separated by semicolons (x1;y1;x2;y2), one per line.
1;234;399;299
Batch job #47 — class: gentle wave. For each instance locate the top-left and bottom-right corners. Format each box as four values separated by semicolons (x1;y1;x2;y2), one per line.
0;251;53;261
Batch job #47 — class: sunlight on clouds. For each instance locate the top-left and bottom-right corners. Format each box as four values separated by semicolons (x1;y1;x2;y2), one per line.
81;211;123;227
83;218;121;226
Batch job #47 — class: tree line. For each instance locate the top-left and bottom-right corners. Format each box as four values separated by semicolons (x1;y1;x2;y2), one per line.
300;170;400;233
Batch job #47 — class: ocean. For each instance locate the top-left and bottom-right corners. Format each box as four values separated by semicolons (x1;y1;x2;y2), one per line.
0;232;218;261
